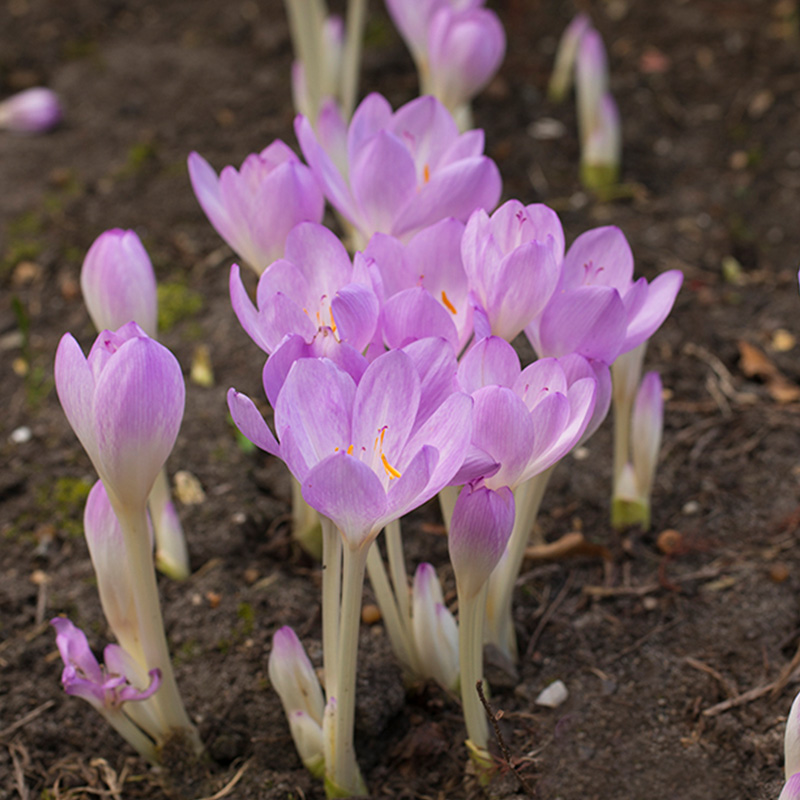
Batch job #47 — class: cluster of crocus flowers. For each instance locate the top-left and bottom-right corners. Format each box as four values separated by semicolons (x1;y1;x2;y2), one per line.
549;15;621;190
188;82;683;792
0;87;61;133
53;322;200;760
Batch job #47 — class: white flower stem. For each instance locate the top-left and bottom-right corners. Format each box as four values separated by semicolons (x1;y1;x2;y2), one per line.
611;343;647;486
115;503;201;753
484;468;553;661
149;468;190;580
384;518;410;627
438;484;459;533
102;708;159;764
365;539;417;674
327;543;368;796
340;0;368;119
284;0;325;121
457;582;489;751
321;516;342;698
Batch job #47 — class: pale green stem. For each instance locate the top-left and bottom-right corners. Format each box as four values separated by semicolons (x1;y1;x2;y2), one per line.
384;518;409;626
292;475;323;559
340;0;368;119
320;516;342;698
365;540;417;674
114;503;201;753
149;468;189;580
484;468;553;662
457;582;489;751
284;0;325;122
102;708;159;764
611;343;647;486
327;543;369;797
438;484;459;532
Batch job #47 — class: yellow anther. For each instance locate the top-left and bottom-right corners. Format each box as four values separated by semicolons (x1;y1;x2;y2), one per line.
423;164;431;184
381;452;402;479
347;444;354;455
329;306;337;333
441;290;457;315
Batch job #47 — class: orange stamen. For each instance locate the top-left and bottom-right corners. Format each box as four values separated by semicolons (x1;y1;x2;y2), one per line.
423;164;430;184
441;290;457;315
347;444;354;455
381;452;402;479
329;306;337;333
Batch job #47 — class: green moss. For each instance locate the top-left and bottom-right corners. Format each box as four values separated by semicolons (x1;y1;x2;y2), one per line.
36;476;93;538
174;638;200;666
236;602;255;636
157;282;203;331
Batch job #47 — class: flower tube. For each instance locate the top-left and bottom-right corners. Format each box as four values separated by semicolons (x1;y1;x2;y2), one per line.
80;229;188;579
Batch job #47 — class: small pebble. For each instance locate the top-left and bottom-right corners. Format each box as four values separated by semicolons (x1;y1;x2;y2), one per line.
174;470;206;505
536;680;568;708
657;529;683;555
769;563;790;583
206;591;222;609
361;604;382;624
682;500;701;515
10;426;31;444
243;568;259;585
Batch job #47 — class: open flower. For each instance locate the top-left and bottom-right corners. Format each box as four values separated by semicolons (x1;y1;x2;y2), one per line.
295;93;501;247
229;344;473;548
188;140;324;275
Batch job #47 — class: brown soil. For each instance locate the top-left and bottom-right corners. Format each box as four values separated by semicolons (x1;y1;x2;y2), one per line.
2;1;800;798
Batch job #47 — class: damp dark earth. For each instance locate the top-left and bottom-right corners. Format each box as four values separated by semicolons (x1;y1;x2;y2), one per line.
3;1;800;798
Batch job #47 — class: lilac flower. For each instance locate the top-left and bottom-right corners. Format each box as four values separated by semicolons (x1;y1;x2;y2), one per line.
52;617;161;711
364;218;473;351
229;344;473;548
462;200;563;342
54;322;185;512
548;13;592;102
457;337;597;486
0;87;61;133
229;222;380;356
780;774;800;800
188;140;324;275
525;226;683;364
426;7;506;117
295;93;501;247
786;691;800;781
80;229;158;338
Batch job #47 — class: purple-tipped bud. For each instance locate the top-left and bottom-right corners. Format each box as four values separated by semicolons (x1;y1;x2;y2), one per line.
288;710;325;777
0;87;61;133
581;91;622;189
449;483;515;600
268;626;325;724
54;323;185;512
427;8;506;115
412;563;459;690
576;29;609;136
80;229;158;338
631;371;663;497
548;14;592;102
291;14;345;123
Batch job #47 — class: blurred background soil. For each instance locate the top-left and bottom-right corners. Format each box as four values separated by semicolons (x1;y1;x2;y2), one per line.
2;1;800;797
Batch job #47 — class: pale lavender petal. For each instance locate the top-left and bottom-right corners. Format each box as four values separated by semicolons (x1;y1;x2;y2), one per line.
560;354;611;442
227;389;281;457
438;129;485;166
622;270;683;353
401;336;459;429
256;259;311;309
93;338;185;506
302;453;387;547
346;93;394;167
230;264;271;352
0;87;61;133
384;444;438;523
392;156;502;239
259;139;301;167
450;445;500;485
188;151;237;249
363;232;413;299
55;333;97;461
381;287;459;350
457;336;520;394
103;644;161;701
513;358;569;410
351;131;418;235
561;226;634;292
525;391;570;466
51;617;103;683
331;284;380;351
471;386;535;488
537;285;627;362
284;222;353;300
780;774;800;800
259;292;318;350
316;99;349;176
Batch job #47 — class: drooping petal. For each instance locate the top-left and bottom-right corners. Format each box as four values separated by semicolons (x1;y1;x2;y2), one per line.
227;389;281;457
229;264;271;352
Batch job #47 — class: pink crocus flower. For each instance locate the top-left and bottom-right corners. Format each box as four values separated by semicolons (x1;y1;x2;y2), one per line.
229;344;473;548
525;226;683;364
462;200;563;343
0;87;61;133
54;322;185;512
188;140;324;275
295;93;501;247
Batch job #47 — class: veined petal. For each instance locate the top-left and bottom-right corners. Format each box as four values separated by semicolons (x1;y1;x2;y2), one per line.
284;222;353;300
457;336;520;394
380;287;459;350
384;444;438;523
227;389;281;457
331;283;380;351
259;291;318;350
303;453;387;548
230;264;271;352
561;225;634;292
55;333;98;463
401;336;459;430
347;93;394;168
513;357;569;410
187;151;237;247
622;270;683;353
